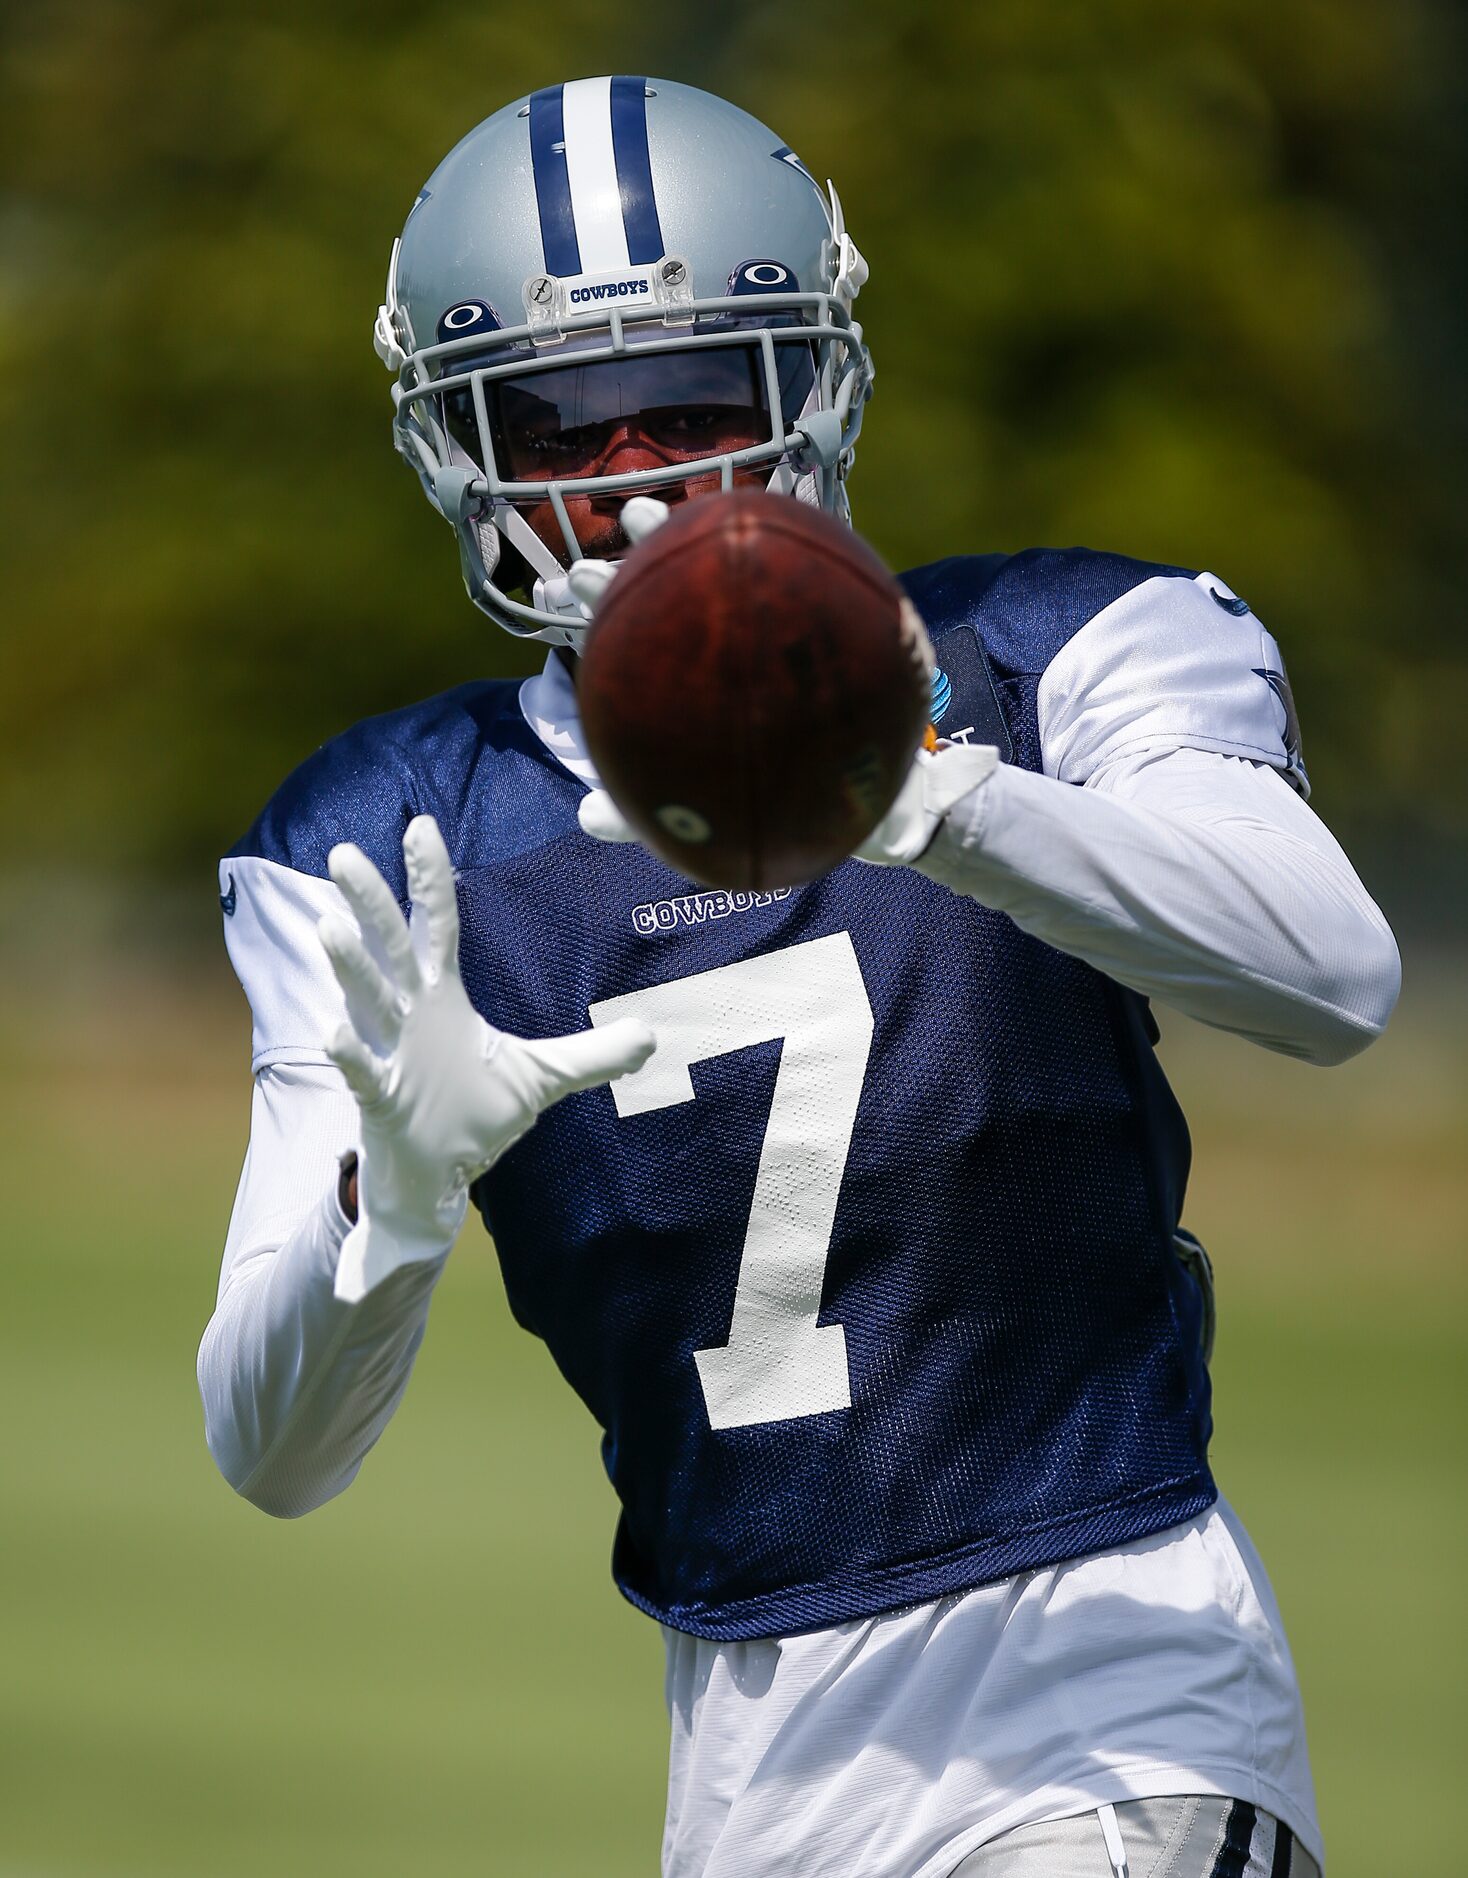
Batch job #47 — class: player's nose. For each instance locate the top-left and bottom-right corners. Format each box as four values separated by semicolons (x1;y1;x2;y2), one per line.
586;431;692;517
588;422;664;473
592;417;707;481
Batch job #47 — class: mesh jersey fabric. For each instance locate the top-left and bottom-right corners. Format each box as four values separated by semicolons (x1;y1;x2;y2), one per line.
223;546;1311;1639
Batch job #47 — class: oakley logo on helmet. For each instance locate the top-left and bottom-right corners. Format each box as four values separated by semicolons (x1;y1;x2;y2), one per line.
728;259;798;295
436;299;503;342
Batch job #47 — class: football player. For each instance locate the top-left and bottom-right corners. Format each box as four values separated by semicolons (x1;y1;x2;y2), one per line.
200;78;1400;1877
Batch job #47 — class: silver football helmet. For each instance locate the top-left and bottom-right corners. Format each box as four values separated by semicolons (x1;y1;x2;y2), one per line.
374;76;873;646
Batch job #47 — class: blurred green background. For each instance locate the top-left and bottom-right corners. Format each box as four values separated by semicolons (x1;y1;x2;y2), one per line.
2;1;1464;1873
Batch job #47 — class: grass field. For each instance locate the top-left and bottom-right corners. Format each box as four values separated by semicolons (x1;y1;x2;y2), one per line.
2;943;1463;1876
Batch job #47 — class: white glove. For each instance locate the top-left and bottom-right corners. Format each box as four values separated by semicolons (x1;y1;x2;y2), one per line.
853;742;1001;866
319;814;655;1303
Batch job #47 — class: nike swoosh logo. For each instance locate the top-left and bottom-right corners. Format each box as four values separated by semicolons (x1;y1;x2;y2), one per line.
1252;665;1305;772
220;874;237;917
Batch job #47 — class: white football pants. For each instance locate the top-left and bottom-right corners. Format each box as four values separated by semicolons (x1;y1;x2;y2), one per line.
950;1797;1318;1877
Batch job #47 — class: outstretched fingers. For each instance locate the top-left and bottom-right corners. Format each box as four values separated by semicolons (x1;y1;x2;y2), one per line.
319;913;403;1050
328;842;419;993
519;1018;656;1110
327;1021;389;1108
402;815;461;982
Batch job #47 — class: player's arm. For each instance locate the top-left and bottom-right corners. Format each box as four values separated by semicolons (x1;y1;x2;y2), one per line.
890;742;1398;1063
199;816;652;1517
200;1060;446;1516
572;513;1396;1063
859;574;1400;1064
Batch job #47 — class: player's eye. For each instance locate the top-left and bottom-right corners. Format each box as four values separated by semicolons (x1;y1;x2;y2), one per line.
658;408;723;435
521;422;607;463
644;405;764;455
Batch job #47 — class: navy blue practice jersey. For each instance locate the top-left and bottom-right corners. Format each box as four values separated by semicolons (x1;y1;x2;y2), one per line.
225;548;1308;1640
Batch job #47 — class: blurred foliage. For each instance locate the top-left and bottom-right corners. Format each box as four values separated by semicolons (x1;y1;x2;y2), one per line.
1;0;1465;878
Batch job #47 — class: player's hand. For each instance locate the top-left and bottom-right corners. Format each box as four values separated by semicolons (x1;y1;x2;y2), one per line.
854;742;1000;866
318;815;654;1302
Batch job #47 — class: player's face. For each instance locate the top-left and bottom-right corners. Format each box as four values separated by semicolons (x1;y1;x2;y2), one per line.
443;339;809;561
518;453;770;560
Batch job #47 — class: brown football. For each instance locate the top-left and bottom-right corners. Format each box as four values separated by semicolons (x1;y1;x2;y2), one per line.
577;491;933;890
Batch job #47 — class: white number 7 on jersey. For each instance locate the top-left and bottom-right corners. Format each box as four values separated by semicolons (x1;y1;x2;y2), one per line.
588;933;874;1431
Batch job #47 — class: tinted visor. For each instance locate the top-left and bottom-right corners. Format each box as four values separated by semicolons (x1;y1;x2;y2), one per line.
444;338;816;481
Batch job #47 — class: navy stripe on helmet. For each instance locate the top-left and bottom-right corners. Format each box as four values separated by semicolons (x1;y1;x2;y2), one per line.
609;76;665;264
1210;1801;1258;1878
772;144;821;190
528;86;581;276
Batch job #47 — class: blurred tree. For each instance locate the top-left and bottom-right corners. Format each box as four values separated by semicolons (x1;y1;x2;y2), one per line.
0;0;1463;881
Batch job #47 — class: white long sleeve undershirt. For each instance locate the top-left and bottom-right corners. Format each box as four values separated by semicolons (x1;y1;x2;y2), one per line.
198;745;1399;1517
920;746;1400;1065
199;1066;450;1516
